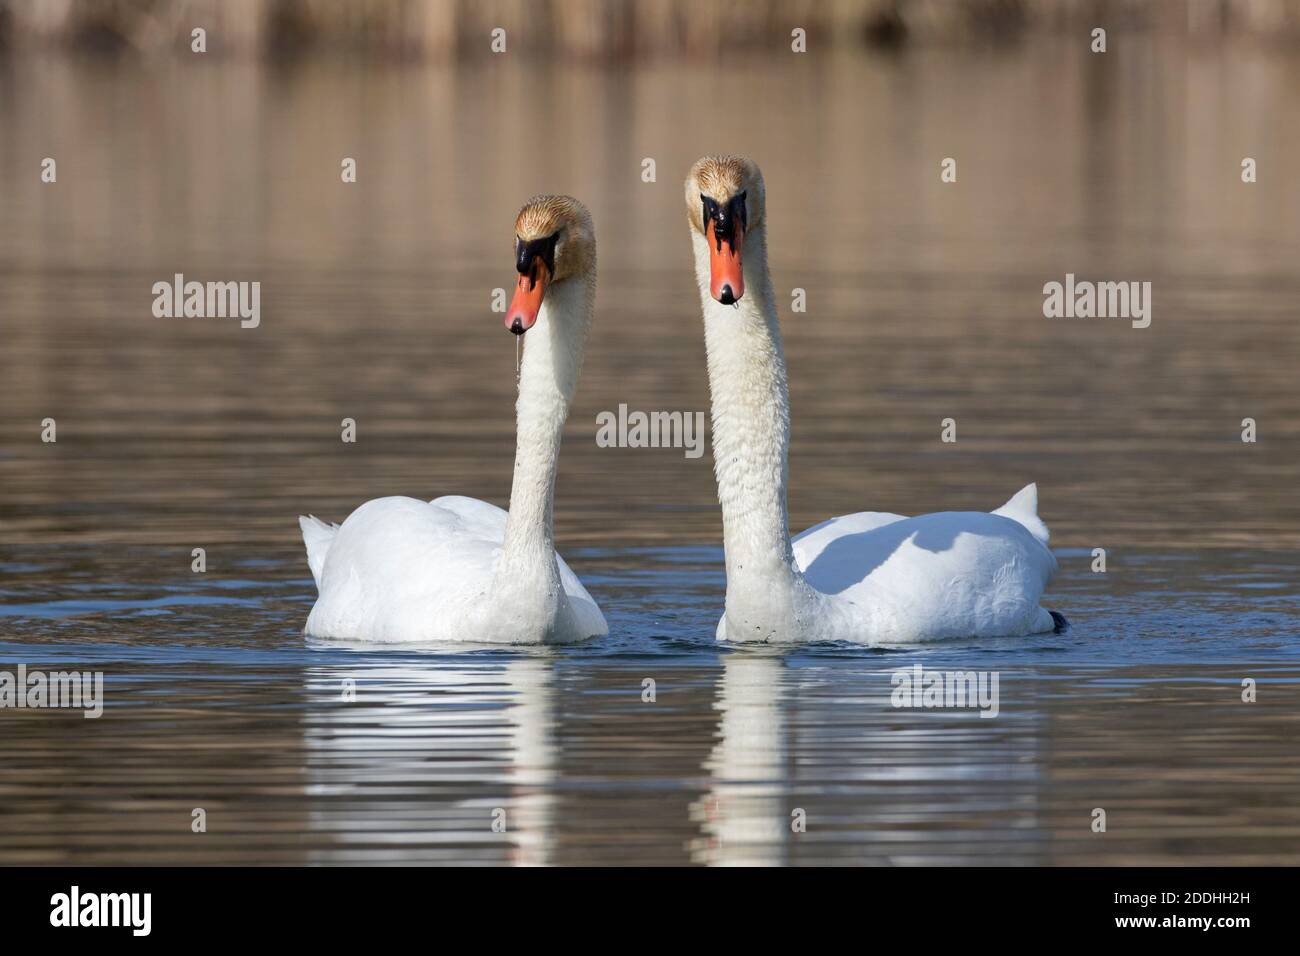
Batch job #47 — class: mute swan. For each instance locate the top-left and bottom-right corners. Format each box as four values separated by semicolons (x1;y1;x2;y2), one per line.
684;156;1065;644
300;195;607;644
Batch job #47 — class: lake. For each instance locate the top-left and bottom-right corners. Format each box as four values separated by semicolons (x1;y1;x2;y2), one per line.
1;38;1298;864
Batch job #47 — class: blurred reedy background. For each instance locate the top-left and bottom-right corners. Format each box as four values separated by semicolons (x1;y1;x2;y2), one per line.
4;0;1300;59
2;1;1299;552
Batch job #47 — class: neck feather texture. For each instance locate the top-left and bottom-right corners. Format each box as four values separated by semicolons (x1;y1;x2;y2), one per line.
692;224;811;637
491;272;594;621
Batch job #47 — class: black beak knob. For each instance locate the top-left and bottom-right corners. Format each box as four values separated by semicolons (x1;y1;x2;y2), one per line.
719;285;736;305
510;318;525;335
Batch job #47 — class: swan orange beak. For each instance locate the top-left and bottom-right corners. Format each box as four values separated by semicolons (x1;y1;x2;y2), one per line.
707;219;744;305
506;259;550;335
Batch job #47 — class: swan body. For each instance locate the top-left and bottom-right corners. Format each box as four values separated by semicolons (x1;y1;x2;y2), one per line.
686;156;1062;644
300;496;605;644
301;196;607;644
717;485;1058;643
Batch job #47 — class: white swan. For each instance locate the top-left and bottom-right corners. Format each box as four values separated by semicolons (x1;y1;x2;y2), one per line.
684;156;1064;644
299;196;607;644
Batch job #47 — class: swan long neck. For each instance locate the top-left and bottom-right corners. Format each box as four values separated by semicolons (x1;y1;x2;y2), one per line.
492;270;595;609
693;223;809;635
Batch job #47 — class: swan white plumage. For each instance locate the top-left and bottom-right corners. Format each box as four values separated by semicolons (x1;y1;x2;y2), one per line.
300;195;607;644
684;156;1063;644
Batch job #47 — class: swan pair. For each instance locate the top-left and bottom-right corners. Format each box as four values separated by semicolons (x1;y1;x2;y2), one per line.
301;158;1063;645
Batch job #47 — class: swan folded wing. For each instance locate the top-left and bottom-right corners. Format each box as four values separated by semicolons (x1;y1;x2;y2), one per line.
307;496;504;639
792;510;908;572
342;497;504;599
556;558;609;637
797;509;1056;639
429;495;509;539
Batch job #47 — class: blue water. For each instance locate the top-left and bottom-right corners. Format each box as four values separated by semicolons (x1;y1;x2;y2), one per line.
4;544;1296;664
2;542;1297;867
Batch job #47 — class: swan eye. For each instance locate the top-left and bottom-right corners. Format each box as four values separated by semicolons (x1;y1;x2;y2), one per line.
701;193;746;233
701;194;719;226
514;231;561;283
516;230;561;278
546;229;563;272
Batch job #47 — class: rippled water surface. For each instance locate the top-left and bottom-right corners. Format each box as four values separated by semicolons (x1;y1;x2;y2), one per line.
1;40;1298;864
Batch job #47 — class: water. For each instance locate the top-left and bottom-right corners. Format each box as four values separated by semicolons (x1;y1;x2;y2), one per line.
1;40;1299;864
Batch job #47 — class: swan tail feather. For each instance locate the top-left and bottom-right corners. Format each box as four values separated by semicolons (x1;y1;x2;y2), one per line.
992;482;1050;548
299;514;338;588
1030;607;1068;634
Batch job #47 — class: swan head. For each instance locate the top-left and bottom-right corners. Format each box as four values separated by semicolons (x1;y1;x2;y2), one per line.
506;195;595;335
685;155;765;305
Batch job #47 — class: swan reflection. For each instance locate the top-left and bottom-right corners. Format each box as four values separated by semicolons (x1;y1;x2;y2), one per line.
693;651;790;865
694;651;1047;865
302;647;558;865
